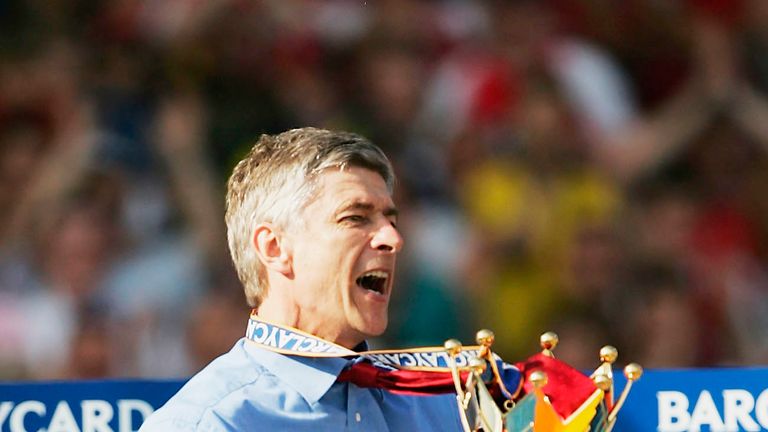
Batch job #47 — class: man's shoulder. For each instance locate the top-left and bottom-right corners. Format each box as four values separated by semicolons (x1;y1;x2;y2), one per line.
140;338;268;431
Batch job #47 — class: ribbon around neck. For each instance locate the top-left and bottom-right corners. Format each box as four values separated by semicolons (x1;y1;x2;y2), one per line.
245;314;488;372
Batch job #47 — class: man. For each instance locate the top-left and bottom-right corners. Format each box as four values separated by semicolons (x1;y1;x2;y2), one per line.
140;128;467;431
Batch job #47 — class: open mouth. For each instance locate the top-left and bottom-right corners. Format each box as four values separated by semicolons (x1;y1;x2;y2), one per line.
355;270;388;295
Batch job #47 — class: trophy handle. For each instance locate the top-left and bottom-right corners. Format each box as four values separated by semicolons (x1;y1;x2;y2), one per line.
444;339;474;432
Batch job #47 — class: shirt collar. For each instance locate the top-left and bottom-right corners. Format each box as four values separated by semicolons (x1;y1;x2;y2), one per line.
243;339;358;404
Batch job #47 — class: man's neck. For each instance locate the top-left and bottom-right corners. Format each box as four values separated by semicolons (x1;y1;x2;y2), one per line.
256;297;363;349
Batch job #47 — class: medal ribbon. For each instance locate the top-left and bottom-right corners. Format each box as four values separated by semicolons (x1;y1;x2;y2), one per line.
245;313;523;397
246;314;487;370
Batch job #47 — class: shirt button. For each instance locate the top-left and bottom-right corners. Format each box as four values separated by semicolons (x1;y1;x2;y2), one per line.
355;412;362;422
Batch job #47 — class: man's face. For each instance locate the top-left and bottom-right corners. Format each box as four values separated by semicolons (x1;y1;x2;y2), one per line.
285;166;403;347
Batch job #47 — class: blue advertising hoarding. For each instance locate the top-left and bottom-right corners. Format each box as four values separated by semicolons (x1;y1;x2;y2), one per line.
0;380;181;432
614;367;768;431
1;368;767;431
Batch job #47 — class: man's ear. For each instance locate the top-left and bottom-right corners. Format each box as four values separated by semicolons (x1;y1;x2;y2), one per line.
253;223;292;276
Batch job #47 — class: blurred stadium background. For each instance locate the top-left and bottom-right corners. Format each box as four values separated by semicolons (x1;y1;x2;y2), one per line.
2;0;768;381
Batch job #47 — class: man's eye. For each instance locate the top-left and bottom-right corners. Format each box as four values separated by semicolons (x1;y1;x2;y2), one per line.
342;215;367;224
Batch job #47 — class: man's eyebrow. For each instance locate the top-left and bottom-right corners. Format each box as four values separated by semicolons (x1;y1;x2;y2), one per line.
336;201;374;214
383;207;399;218
335;200;399;218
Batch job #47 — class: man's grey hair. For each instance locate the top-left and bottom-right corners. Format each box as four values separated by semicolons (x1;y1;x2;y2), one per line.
225;127;395;307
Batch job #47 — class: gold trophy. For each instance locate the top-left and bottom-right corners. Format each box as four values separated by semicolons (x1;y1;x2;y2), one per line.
444;330;642;432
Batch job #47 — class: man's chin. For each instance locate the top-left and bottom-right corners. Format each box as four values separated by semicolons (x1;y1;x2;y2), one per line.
356;316;388;339
337;318;387;349
349;296;389;333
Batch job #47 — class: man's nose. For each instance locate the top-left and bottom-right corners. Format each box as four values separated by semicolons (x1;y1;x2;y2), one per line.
371;222;404;253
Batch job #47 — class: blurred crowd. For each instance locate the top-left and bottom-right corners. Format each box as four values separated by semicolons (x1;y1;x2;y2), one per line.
3;0;768;380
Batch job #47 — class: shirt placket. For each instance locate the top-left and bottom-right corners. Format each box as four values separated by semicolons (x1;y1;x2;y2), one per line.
346;383;390;432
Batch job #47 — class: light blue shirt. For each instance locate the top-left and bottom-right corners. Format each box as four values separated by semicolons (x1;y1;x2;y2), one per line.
140;338;464;431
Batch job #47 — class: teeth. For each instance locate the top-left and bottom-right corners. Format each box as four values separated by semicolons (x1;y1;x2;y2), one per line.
356;270;389;294
362;270;388;279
